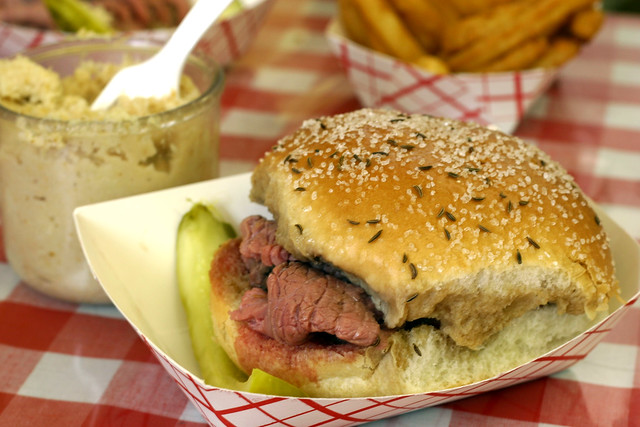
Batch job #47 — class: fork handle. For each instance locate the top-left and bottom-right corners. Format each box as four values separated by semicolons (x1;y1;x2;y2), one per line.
156;0;235;76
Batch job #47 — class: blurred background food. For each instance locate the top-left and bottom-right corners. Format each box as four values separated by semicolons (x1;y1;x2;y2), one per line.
338;0;606;74
0;0;243;33
603;0;640;13
0;0;270;66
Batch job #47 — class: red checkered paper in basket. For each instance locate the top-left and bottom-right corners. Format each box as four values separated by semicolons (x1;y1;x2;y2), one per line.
139;272;640;425
325;18;561;134
142;295;637;426
88;172;635;427
0;0;273;64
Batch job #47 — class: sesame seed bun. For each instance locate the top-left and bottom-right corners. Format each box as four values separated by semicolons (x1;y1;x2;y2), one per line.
249;108;618;349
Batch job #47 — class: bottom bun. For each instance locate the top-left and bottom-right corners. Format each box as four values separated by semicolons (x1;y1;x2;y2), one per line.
210;238;604;398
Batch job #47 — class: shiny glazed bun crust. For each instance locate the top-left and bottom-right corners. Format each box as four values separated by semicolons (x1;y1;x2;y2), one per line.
250;108;618;349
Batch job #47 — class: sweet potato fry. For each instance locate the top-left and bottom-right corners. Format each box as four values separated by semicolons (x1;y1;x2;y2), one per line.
445;0;595;72
448;0;517;16
349;0;426;61
387;0;444;53
441;0;532;54
477;37;549;72
570;7;605;41
531;37;581;68
412;54;450;74
338;0;599;75
427;0;460;26
338;0;379;50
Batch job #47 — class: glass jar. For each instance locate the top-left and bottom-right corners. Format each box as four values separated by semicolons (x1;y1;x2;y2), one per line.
0;38;224;303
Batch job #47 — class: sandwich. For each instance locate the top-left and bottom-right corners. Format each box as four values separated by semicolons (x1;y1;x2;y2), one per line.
209;108;619;397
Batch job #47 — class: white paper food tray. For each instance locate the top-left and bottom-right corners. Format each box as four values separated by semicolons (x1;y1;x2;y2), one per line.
74;173;640;426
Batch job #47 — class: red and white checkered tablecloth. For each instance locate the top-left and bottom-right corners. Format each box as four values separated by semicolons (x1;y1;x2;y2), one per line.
1;1;639;425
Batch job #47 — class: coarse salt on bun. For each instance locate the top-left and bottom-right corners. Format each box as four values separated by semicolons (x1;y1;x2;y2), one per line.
250;108;617;348
210;108;619;397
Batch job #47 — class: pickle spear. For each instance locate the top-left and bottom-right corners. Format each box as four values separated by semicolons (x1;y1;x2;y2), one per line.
44;0;113;34
219;0;245;20
176;203;305;397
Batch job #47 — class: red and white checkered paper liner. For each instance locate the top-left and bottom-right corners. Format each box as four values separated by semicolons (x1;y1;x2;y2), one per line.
74;173;640;427
142;300;638;426
0;0;273;64
325;19;561;134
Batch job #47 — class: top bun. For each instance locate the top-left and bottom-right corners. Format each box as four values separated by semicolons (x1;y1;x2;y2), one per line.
250;108;618;349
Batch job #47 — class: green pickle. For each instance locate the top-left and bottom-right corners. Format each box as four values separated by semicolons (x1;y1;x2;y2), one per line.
44;0;243;34
219;0;245;20
44;0;113;34
176;203;305;397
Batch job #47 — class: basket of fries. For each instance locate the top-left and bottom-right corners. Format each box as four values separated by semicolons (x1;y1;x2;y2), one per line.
326;0;604;133
0;0;273;65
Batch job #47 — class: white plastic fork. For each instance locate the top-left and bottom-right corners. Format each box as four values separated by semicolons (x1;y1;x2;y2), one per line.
91;0;234;111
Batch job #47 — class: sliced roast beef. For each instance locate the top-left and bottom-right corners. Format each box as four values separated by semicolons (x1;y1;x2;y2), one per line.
239;215;293;286
230;287;268;332
231;261;380;347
